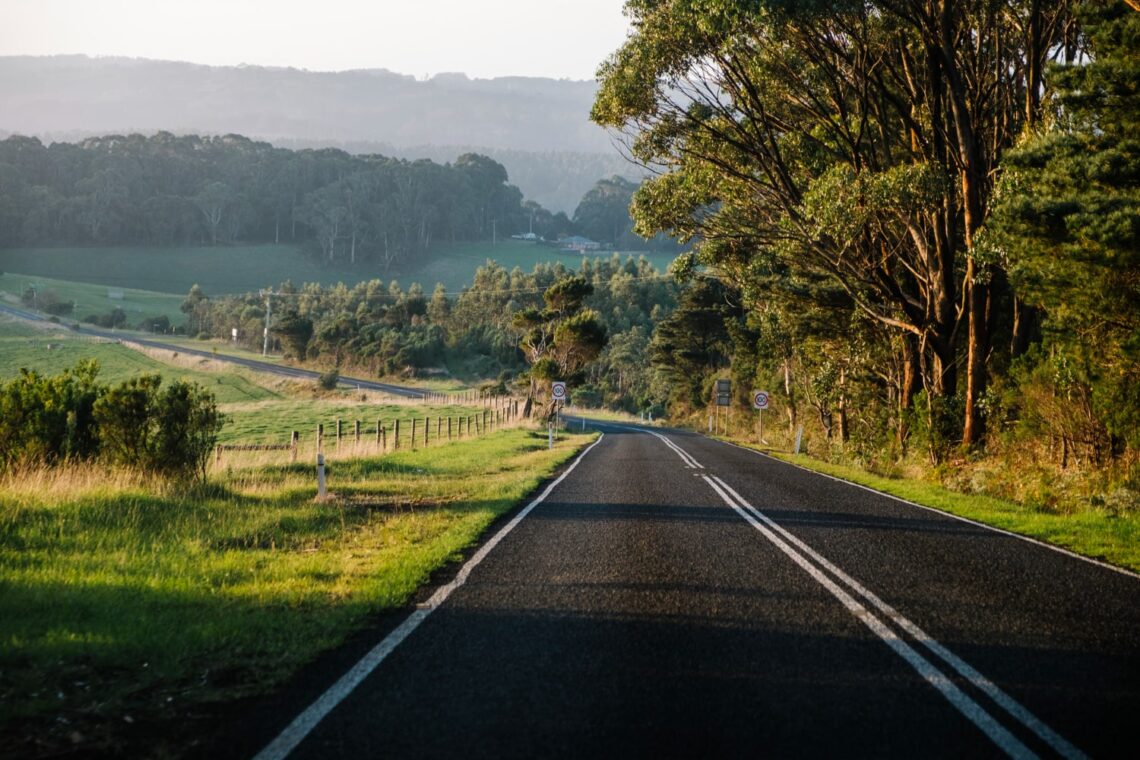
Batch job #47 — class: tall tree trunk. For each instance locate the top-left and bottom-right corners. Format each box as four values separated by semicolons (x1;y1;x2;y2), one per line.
837;367;849;443
783;358;797;436
899;334;919;447
964;260;989;447
939;4;989;446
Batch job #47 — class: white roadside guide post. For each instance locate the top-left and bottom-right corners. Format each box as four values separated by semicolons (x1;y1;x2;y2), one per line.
752;390;770;445
550;381;567;450
316;453;327;500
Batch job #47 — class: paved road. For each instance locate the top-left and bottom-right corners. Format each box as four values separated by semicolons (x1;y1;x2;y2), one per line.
0;302;427;398
242;423;1139;759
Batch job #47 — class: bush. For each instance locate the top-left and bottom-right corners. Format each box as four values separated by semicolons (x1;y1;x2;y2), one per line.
0;362;222;482
317;369;340;391
0;361;102;469
94;375;223;481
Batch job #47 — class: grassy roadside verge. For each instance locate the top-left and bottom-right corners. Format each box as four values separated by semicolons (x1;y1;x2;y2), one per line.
0;427;597;757
722;439;1139;574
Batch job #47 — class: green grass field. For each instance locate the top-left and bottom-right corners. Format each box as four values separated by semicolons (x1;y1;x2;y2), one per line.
0;271;185;323
0;242;680;299
215;397;492;446
0;244;353;297
0;317;277;404
0;427;596;757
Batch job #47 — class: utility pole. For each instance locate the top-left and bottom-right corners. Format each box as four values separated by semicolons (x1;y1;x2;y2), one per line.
492;218;497;247
260;288;274;356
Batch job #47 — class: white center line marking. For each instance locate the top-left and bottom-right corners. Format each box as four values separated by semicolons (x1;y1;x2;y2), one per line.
645;427;1086;760
252;434;607;760
701;475;1037;759
709;477;1087;760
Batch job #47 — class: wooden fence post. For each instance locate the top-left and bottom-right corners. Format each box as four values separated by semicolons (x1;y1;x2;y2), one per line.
291;430;299;463
394;419;400;449
376;419;382;447
424;417;429;446
354;420;361;445
436;416;442;441
317;423;324;452
448;416;453;440
381;424;387;452
411;418;417;449
336;418;342;449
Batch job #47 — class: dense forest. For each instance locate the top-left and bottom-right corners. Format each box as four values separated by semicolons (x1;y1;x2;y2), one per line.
0;132;677;268
587;0;1138;504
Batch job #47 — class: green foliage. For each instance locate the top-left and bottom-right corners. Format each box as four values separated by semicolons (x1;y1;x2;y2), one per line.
0;361;222;481
317;368;340;391
517;276;609;401
272;311;314;360
650;279;742;411
0;360;102;468
93;374;223;481
0;133;540;271
988;1;1140;451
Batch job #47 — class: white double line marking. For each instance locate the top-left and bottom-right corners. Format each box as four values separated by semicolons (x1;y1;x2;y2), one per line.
647;429;704;469
703;474;1086;760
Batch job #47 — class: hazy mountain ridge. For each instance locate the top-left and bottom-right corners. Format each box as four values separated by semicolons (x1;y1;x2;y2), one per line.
0;55;637;211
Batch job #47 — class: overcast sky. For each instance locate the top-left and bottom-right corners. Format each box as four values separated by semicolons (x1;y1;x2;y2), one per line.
0;0;632;80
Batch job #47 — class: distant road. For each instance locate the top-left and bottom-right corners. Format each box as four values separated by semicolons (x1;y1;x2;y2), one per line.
236;420;1138;759
0;302;428;399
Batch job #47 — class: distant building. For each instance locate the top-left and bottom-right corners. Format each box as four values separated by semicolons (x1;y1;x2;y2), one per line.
511;232;540;241
559;235;601;252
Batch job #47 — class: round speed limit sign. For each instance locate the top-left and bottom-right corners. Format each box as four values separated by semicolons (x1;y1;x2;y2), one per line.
752;390;770;410
551;382;567;401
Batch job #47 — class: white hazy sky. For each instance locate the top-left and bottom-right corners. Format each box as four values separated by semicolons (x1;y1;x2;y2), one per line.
0;0;632;80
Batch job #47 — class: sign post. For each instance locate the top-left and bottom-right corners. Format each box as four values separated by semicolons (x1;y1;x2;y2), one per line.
550;382;566;448
752;390;770;444
715;379;731;435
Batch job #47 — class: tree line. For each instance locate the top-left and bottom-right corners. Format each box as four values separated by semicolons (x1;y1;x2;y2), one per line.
186;254;677;413
592;0;1138;470
0;132;674;271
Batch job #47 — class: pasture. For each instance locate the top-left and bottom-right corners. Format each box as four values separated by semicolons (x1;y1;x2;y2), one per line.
0;317;277;404
0;271;184;323
0;241;679;298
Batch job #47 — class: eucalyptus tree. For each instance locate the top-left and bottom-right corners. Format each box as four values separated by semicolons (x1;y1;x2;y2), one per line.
988;0;1140;451
593;0;1079;449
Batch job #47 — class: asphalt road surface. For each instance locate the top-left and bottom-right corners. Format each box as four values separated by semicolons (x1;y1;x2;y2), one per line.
0;302;426;398
242;422;1139;759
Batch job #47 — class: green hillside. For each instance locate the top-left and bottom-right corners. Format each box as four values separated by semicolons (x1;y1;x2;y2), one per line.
0;242;679;298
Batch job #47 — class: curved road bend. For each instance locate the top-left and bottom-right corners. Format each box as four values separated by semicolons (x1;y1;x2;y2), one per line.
243;421;1138;759
0;302;426;398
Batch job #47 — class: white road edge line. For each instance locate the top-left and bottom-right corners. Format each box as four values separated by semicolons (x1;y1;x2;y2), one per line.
252;433;607;760
711;476;1087;760
716;437;1139;580
701;475;1036;760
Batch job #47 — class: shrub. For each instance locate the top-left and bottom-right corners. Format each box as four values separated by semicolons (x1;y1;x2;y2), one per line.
93;375;223;481
318;369;339;391
0;361;103;470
